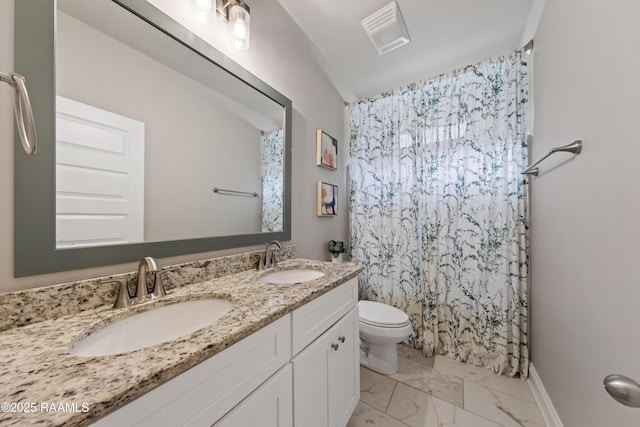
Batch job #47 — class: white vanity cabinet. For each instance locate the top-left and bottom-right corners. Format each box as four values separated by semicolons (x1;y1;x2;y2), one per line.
93;277;359;427
214;364;293;427
93;315;292;427
291;278;360;427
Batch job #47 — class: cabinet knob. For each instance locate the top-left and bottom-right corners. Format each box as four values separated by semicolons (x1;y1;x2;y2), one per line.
338;336;345;343
331;343;339;351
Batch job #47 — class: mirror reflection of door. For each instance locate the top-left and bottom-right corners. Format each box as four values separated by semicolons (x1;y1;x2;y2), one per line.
56;96;145;248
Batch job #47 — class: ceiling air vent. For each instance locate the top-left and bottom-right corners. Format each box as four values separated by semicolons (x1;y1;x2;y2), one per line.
361;1;410;56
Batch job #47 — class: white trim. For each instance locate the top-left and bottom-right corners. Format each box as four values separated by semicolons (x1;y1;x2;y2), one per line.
528;362;564;427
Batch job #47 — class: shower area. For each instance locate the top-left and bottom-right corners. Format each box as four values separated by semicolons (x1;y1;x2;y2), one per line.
348;48;530;378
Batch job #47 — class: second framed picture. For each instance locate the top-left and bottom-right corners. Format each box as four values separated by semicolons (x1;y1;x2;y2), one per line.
317;181;338;216
316;130;338;170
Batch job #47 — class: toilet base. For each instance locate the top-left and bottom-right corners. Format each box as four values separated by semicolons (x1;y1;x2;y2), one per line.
359;339;399;375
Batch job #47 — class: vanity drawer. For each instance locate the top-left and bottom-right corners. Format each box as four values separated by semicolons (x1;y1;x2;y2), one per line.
94;314;291;427
291;278;357;355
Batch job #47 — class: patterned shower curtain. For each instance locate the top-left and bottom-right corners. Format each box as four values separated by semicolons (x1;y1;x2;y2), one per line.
349;50;529;377
260;127;284;232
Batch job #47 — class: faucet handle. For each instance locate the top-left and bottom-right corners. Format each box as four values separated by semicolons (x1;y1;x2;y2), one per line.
257;252;266;271
151;270;167;299
103;278;132;309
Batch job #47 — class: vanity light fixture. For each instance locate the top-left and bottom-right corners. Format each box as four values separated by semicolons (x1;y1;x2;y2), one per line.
216;0;251;51
192;0;214;23
228;1;250;50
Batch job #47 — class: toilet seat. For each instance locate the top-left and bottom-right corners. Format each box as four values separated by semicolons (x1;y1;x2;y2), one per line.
358;300;410;328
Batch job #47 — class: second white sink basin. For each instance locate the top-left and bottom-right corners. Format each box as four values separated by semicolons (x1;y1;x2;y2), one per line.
70;299;234;357
260;269;324;284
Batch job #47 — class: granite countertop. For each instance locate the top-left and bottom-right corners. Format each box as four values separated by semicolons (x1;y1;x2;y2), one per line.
0;259;361;426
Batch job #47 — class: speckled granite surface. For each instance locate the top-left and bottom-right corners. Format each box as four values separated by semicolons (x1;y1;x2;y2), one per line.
0;246;296;332
0;257;361;426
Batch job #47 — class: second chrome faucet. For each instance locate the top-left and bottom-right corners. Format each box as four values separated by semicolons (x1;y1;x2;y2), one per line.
258;241;282;271
113;256;165;308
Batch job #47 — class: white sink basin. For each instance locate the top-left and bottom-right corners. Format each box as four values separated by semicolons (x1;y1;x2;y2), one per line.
260;269;324;284
70;299;234;357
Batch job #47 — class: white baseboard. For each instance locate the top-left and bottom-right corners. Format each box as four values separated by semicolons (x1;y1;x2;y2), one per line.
528;362;564;427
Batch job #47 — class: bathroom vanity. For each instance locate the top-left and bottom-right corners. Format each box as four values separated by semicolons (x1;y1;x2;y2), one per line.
96;273;359;426
0;256;361;426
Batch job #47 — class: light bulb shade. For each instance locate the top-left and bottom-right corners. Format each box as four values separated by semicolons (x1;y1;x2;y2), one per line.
192;0;213;23
193;0;212;11
228;4;250;50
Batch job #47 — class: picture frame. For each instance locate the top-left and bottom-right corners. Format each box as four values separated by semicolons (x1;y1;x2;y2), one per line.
317;181;338;216
316;130;338;170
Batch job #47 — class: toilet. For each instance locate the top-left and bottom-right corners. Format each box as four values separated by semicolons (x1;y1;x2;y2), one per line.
358;300;413;375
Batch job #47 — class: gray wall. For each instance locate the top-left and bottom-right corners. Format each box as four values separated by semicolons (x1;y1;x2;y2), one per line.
0;0;346;291
531;0;640;425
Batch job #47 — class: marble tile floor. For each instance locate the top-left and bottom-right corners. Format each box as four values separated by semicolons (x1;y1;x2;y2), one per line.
348;345;545;427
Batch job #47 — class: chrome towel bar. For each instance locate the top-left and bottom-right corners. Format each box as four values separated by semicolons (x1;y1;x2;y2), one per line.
523;140;582;176
1;72;37;155
212;187;260;198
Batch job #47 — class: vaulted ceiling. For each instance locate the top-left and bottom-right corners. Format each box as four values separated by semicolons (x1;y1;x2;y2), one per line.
277;0;535;101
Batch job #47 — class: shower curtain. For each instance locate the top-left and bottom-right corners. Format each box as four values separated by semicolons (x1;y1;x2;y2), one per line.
349;50;529;377
260;127;284;232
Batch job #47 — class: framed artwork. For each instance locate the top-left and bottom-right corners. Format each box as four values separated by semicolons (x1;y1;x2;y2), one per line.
317;181;338;216
316;130;337;170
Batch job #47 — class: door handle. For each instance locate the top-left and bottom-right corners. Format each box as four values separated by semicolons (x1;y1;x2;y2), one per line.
604;374;640;407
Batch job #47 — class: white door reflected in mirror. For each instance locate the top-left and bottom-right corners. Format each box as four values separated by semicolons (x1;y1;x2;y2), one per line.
56;96;145;248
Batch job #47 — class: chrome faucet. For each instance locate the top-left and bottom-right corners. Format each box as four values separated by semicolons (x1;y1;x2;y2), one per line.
109;257;164;308
259;241;282;270
132;256;161;305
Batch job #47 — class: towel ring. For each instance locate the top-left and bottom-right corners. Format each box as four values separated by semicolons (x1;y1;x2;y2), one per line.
1;72;37;155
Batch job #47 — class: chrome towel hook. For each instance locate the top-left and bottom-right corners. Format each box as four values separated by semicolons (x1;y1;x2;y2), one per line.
1;72;37;155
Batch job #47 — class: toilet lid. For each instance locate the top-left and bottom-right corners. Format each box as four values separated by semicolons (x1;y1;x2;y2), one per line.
358;300;410;327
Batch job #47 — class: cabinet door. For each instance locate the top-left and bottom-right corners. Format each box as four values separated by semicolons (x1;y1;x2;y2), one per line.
214;364;292;427
328;307;360;427
292;326;331;427
292;307;360;427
